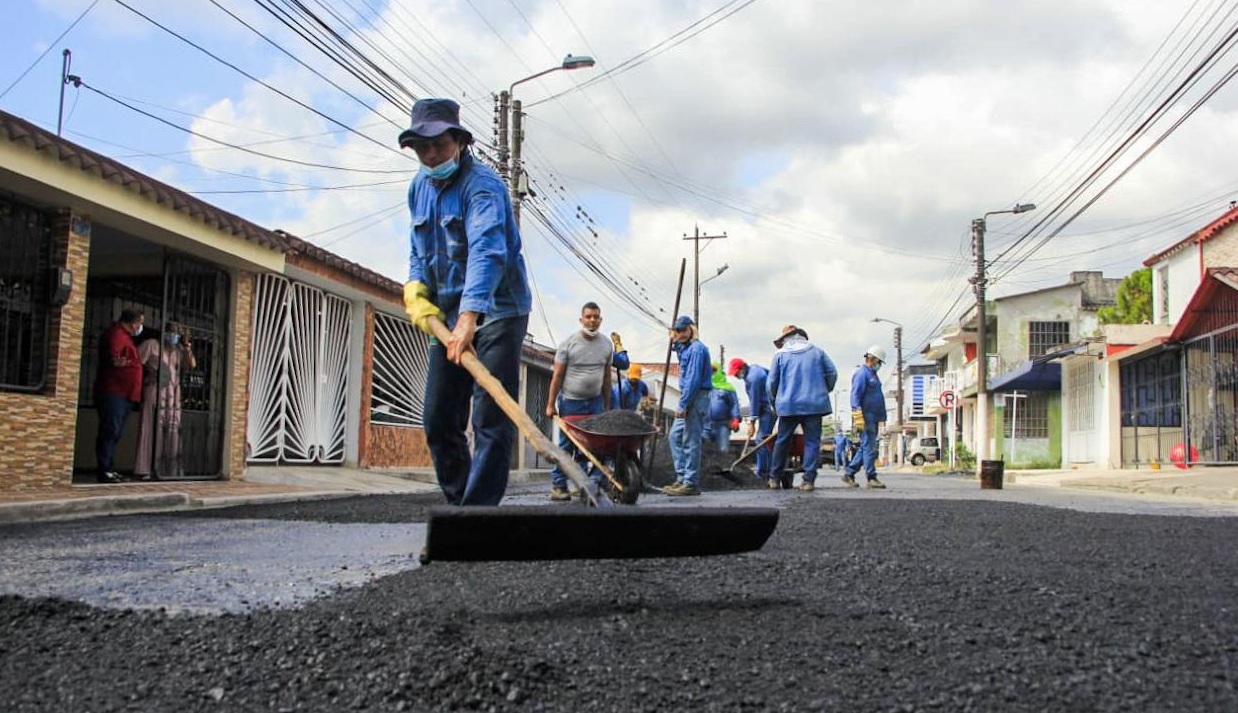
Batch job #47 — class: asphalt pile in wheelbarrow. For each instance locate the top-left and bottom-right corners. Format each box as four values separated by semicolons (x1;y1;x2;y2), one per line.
575;410;652;435
645;435;760;490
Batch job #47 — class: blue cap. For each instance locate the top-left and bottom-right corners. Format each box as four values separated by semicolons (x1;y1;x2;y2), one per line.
672;315;694;330
398;98;473;147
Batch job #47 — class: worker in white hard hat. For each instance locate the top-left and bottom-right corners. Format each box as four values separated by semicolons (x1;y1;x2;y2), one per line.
843;345;888;489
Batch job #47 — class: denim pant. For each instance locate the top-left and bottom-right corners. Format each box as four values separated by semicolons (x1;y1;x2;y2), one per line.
702;420;730;452
95;393;132;475
772;414;823;484
846;419;880;479
753;409;775;478
550;395;604;489
424;314;528;506
834;445;848;470
669;390;710;487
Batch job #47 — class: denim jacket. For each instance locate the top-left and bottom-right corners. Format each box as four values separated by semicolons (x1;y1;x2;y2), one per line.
407;152;532;328
673;339;712;413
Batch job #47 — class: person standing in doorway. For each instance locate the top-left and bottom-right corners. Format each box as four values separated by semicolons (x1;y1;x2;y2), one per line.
545;302;628;501
665;315;712;496
135;324;196;480
768;324;838;491
399;97;532;506
729;357;775;483
94;309;144;484
844;345;889;489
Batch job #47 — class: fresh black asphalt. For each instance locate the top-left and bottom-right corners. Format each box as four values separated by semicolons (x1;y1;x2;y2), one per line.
2;486;1237;711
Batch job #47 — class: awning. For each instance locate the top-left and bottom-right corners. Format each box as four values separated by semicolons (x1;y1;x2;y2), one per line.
989;359;1061;392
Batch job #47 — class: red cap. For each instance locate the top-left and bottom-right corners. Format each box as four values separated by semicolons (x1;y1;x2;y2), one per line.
728;358;746;377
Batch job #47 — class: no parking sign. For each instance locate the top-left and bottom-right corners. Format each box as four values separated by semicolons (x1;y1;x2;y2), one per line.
939;390;957;409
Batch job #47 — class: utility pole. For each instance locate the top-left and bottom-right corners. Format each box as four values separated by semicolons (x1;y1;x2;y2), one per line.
496;91;510;184
510;99;525;227
971;217;989;468
894;325;904;466
682;225;726;328
57;49;72;137
719;344;725;370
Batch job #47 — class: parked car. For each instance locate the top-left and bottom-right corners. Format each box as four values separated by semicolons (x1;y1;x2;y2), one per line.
906;436;940;466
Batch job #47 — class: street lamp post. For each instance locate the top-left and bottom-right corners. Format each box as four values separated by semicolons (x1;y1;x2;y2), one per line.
970;202;1036;472
872;317;904;465
500;54;595;227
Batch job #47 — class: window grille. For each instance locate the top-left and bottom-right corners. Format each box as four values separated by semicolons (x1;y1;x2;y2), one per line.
1002;391;1049;438
371;311;431;427
1027;321;1070;359
0;195;51;391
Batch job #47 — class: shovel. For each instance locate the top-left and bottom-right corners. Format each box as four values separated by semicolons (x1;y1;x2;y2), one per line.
417;315;779;563
714;432;777;480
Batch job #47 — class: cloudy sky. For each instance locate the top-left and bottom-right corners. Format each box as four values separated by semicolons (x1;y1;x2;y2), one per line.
4;0;1237;375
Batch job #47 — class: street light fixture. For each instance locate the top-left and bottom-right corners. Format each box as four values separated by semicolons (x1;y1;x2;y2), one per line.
699;263;729;287
498;54;596;226
695;263;729;332
970;202;1036;473
871;317;904;465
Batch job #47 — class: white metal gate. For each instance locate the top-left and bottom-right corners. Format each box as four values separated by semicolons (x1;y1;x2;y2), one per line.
247;274;351;464
1066;359;1098;464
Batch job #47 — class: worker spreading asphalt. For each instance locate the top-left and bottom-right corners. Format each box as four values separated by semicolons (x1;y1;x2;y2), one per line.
4;492;1238;712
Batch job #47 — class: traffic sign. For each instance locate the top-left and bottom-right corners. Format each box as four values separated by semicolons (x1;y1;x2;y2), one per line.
939;390;957;409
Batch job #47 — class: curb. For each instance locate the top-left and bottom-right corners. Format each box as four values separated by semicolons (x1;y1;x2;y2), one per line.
0;492;191;524
190;491;359;510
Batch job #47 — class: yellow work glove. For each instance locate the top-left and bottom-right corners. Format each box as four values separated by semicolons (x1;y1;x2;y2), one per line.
610;332;625;352
852;409;866;432
403;281;444;335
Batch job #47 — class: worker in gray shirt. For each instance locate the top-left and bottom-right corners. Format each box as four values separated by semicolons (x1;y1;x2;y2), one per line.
545;301;630;501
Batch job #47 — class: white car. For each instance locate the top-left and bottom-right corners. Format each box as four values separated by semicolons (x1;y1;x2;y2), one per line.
907;436;940;466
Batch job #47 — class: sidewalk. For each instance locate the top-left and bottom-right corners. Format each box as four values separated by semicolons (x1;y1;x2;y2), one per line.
0;466;552;524
1006;465;1238;502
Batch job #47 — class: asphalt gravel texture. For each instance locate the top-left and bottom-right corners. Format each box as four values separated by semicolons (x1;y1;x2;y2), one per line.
3;493;1238;711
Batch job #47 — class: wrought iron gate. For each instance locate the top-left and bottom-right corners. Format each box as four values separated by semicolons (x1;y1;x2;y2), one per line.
1182;325;1238;464
247;274;351;464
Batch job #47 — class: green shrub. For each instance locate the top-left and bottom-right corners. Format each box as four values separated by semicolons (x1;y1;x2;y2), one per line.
954;442;976;471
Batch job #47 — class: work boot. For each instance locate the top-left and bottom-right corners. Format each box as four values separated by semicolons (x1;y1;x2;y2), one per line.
797;482;815;492
767;478;781;490
662;482;684;494
666;484;700;497
866;477;887;490
549;486;572;502
841;473;859;488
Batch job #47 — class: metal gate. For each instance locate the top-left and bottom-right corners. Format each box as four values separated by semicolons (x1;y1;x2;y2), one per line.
247;274;351;464
1182;324;1238;464
1118;349;1182;467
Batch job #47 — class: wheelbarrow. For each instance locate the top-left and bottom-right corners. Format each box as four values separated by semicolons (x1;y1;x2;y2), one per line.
556;414;656;505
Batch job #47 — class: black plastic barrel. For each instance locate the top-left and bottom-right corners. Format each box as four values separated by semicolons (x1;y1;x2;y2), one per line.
980;460;1004;490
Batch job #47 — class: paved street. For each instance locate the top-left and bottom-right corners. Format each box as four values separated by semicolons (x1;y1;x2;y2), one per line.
3;474;1238;711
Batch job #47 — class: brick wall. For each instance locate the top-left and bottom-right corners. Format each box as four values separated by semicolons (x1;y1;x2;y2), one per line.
1203;223;1238;268
0;212;89;489
224;270;255;480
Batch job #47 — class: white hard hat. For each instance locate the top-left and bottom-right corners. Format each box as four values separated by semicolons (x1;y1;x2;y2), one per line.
865;345;887;363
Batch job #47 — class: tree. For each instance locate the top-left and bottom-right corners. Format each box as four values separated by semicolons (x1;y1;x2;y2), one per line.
1098;267;1152;325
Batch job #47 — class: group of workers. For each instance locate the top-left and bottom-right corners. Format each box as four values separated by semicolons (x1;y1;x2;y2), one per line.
397;96;891;507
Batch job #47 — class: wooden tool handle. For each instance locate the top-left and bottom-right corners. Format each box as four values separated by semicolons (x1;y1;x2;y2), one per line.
425;316;602;506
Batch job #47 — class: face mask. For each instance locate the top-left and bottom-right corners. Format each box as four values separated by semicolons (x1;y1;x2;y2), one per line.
582;328;599;337
420;158;458;181
133;324;144;337
165;333;181;346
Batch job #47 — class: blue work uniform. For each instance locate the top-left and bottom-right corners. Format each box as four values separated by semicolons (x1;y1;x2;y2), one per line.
669;339;712;488
612;377;649;411
702;385;740;453
846;364;887;480
833;432;850;470
408;150;531;506
768;336;838;487
743;364;776;479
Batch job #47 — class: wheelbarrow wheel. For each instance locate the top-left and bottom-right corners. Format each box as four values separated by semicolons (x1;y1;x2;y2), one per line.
613;452;643;505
